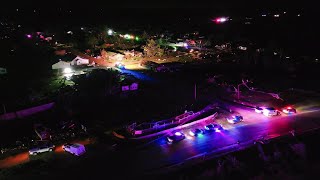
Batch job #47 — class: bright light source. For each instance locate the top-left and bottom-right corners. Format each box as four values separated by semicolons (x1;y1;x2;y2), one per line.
64;73;73;80
124;34;131;39
183;43;188;47
262;14;267;17
63;68;72;74
173;46;177;52
214;17;229;24
220;17;227;22
26;34;32;38
175;132;182;136
274;14;280;17
107;29;113;35
135;36;139;41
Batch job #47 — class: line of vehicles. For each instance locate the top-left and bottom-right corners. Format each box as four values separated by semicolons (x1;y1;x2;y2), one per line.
29;143;86;156
166;123;224;144
254;106;297;116
166;105;297;144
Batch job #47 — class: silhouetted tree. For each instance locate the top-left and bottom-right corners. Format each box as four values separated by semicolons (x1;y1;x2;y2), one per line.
143;39;164;57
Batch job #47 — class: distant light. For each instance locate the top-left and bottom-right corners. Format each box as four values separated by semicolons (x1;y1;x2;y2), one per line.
16;9;19;12
135;36;139;41
175;132;182;136
67;31;73;34
64;73;73;80
107;29;113;36
297;14;301;17
26;34;32;38
173;46;177;52
239;46;247;50
286;56;290;59
213;17;229;24
218;17;227;22
124;34;131;39
274;14;280;17
81;27;84;30
274;52;278;55
63;68;72;74
262;14;267;17
183;43;188;47
283;11;287;14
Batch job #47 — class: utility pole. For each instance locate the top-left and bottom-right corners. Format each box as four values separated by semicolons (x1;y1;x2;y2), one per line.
194;83;197;101
237;84;241;100
2;104;6;114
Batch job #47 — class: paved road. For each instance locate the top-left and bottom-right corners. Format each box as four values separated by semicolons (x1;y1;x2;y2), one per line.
2;92;320;179
107;101;320;177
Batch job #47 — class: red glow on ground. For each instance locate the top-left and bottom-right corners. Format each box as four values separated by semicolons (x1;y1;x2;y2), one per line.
72;138;94;145
54;138;94;153
54;145;64;153
0;152;30;169
0;138;95;168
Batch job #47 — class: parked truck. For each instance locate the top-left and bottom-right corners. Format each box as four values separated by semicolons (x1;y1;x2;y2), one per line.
62;143;86;156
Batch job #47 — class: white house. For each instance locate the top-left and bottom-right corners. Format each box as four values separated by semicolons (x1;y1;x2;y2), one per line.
70;56;89;66
51;61;71;70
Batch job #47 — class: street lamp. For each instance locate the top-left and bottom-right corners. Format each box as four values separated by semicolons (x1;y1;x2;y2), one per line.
107;29;113;36
237;84;241;100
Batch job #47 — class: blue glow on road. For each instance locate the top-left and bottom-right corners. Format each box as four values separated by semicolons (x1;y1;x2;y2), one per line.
119;69;155;82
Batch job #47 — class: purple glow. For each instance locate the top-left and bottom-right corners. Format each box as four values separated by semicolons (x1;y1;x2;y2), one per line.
26;34;32;38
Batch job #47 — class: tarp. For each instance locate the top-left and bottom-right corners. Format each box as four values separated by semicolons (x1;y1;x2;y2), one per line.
51;61;71;70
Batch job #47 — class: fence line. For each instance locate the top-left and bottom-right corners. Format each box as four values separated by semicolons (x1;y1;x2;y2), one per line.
0;102;55;120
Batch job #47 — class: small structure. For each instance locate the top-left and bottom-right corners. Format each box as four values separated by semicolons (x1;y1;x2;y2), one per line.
0;67;7;75
130;83;138;91
71;56;89;66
